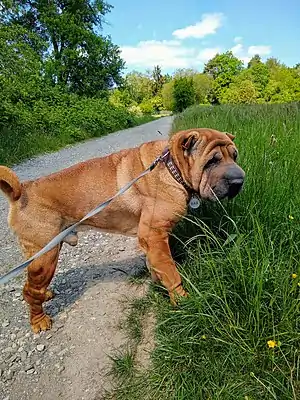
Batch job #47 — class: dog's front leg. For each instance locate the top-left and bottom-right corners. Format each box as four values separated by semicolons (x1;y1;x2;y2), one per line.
138;212;188;304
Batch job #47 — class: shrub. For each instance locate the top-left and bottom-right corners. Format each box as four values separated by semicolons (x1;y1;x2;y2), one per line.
139;99;154;114
173;76;196;112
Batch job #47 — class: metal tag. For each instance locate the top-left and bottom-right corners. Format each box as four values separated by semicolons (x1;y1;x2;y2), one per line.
189;194;201;209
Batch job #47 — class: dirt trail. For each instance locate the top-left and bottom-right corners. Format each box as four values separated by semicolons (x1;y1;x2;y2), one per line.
0;117;172;400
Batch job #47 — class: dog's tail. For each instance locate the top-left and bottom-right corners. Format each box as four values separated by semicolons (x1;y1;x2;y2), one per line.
0;166;22;202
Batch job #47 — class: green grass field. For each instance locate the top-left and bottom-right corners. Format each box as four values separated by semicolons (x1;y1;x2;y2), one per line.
109;103;300;400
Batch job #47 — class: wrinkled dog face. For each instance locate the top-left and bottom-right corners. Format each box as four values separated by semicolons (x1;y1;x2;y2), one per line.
171;128;245;201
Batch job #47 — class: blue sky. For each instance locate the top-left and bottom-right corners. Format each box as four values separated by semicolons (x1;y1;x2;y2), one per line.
103;0;300;74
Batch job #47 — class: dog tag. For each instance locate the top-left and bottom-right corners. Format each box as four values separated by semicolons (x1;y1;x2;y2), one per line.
189;194;201;209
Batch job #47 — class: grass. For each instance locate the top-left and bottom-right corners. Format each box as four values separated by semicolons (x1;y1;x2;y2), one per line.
0;113;157;167
108;102;300;399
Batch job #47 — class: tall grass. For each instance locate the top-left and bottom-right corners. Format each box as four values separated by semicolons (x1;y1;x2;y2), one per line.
109;103;300;399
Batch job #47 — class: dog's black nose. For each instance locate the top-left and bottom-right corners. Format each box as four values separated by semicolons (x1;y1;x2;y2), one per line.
224;165;245;181
224;165;245;199
228;178;244;198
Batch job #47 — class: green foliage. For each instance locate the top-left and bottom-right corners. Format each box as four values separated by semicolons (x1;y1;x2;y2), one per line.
139;98;154;114
222;79;260;104
264;63;300;103
204;51;244;104
1;0;124;96
125;71;153;104
161;81;175;111
192;73;213;104
0;95;153;166
109;88;134;108
151;65;165;96
173;77;195;112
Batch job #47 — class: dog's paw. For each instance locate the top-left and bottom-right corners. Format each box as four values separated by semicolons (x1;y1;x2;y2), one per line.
45;290;55;302
31;314;52;333
169;285;189;306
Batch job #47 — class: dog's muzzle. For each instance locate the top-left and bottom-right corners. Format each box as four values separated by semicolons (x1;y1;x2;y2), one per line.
212;165;245;200
224;165;245;199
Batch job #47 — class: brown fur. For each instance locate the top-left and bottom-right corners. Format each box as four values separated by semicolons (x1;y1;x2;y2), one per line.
0;128;244;333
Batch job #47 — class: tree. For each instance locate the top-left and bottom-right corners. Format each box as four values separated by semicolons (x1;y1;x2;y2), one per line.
222;80;259;104
173;77;195;112
193;73;213;104
151;65;165;96
0;24;45;126
1;0;124;96
264;65;300;103
204;51;243;104
161;81;175;111
247;54;262;68
125;71;152;103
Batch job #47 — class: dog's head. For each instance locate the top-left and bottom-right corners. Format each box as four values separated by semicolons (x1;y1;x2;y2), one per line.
169;128;245;201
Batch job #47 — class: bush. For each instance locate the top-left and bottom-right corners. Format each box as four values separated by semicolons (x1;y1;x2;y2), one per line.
0;94;142;166
139;99;154;114
161;81;175;111
222;79;260;104
173;76;196;112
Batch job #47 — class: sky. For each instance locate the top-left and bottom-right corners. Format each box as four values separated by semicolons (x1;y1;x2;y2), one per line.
102;0;300;74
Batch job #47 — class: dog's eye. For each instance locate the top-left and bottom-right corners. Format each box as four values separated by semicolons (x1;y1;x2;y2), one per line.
205;153;221;169
233;150;238;161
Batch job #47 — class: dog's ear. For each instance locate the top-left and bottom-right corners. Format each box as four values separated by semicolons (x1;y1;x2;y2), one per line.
225;132;235;141
180;131;200;154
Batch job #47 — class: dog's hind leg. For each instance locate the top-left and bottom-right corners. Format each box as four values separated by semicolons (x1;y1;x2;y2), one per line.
22;245;60;333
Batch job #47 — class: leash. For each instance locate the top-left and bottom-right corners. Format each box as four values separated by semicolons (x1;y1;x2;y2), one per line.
0;150;170;286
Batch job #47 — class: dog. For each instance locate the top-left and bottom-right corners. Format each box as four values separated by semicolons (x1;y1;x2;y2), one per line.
0;128;245;333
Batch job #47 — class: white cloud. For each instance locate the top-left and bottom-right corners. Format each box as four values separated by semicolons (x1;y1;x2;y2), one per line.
197;47;221;62
121;40;220;70
230;40;272;65
121;40;194;69
231;43;243;56
234;36;243;43
172;13;224;39
248;45;271;56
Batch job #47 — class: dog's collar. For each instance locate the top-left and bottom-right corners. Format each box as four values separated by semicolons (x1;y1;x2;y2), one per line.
160;147;193;194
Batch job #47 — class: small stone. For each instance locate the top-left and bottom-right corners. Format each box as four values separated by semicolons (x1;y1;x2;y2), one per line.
3;347;13;354
10;334;16;341
36;344;45;352
6;369;14;380
46;334;52;340
2;321;10;328
26;368;35;375
25;364;33;371
14;292;22;298
20;351;27;362
8;354;17;364
35;359;41;366
58;348;68;357
11;343;17;349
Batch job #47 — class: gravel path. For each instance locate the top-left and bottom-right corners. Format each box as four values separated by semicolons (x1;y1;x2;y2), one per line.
0;116;172;400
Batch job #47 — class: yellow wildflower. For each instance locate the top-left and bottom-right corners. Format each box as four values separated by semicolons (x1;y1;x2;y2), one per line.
267;340;277;349
289;215;294;220
292;273;297;279
201;335;206;340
